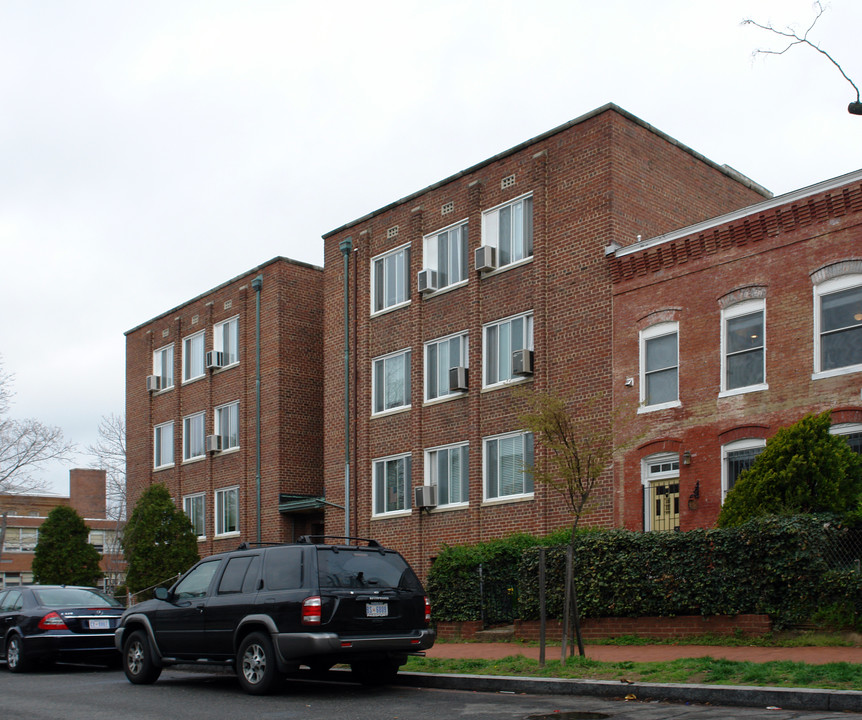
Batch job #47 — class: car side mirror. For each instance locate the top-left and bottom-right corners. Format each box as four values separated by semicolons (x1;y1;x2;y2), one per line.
154;587;170;601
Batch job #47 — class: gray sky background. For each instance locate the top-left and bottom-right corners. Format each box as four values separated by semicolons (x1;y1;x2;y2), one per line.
2;0;861;495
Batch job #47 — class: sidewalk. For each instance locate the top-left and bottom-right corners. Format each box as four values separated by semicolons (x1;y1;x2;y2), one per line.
424;641;862;665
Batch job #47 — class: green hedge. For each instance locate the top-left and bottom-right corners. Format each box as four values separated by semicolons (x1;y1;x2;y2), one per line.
427;515;862;628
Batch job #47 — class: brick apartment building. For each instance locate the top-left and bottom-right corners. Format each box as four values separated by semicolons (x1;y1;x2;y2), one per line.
125;257;324;558
321;104;770;576
607;170;862;531
0;469;123;590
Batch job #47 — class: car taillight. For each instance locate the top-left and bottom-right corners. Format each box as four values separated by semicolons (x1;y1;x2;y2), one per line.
424;596;431;625
302;596;322;625
38;611;68;630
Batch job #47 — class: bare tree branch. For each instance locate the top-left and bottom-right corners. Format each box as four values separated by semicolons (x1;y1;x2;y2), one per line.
87;413;127;521
743;1;860;105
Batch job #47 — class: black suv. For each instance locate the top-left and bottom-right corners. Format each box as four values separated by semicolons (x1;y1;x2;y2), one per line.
114;536;434;694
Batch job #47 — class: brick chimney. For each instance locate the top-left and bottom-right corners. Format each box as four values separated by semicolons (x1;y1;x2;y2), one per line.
69;469;107;519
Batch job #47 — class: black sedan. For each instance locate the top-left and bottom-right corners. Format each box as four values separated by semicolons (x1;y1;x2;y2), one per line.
0;585;125;671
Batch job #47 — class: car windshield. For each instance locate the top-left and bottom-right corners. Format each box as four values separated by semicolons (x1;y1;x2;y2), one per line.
32;587;122;608
317;548;422;591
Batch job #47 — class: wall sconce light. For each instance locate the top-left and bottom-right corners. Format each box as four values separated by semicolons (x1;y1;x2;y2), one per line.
687;480;700;511
682;450;691;465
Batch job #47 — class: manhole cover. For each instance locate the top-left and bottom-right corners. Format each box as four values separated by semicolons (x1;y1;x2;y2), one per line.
526;714;609;720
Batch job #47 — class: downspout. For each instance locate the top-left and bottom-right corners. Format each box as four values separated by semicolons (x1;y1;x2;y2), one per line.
252;274;263;545
340;237;353;538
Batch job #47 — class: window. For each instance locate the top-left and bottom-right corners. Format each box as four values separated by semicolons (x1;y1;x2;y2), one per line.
215;486;239;536
372;349;411;414
640;323;679;410
2;528;38;553
831;423;862;455
814;275;862;376
721;439;765;501
154;422;174;468
642;453;680;531
218;555;258;594
484;431;533;501
722;300;766;394
425;443;469;506
483;312;533;387
183;412;206;461
423;221;468;290
183;331;206;382
174;559;221;599
214;316;239;366
373;453;411;515
215;401;239;450
372;244;410;313
425;332;468;401
153;345;174;389
184;493;206;539
482;194;533;268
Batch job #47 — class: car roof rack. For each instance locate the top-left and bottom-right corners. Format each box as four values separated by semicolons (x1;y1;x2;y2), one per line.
235;541;291;551
297;535;383;549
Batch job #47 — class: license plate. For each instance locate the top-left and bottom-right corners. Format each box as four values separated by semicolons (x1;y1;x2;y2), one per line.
366;603;388;618
89;619;111;630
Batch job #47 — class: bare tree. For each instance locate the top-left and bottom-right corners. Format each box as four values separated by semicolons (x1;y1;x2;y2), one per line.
87;413;126;522
743;1;861;114
0;356;76;567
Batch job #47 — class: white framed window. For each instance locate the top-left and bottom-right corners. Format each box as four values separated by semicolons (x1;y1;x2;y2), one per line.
184;493;206;539
183;331;206;382
721;300;766;395
641;453;680;532
183;412;206;461
484;431;533;501
423;220;468;291
153;345;174;390
830;422;862;455
814;274;862;377
2;528;38;553
215;401;240;450
88;531;105;553
425;331;468;402
372;349;411;415
639;322;679;411
372;243;410;314
483;312;533;388
721;439;766;502
215;486;239;536
154;421;174;469
373;453;411;516
214;316;239;366
481;193;533;269
425;442;469;507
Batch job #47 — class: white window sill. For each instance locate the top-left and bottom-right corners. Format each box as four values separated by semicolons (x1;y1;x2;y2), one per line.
182;456;206;465
420;279;468;299
371;510;412;520
212;361;239;374
482;375;533;392
370;300;411;319
479;255;533;278
196;536;207;542
429;502;469;513
182;374;206;386
215;446;240;455
812;364;862;381
215;531;240;539
638;400;682;414
371;405;411;419
718;383;768;399
152;386;175;396
154;464;175;472
423;392;467;407
481;493;534;507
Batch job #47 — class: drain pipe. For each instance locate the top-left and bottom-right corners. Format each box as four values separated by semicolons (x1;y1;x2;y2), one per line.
339;237;353;538
252;274;263;545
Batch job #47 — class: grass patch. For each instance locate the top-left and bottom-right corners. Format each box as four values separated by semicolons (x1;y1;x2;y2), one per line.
404;654;862;691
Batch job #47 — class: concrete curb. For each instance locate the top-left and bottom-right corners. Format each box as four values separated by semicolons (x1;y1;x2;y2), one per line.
395;670;862;713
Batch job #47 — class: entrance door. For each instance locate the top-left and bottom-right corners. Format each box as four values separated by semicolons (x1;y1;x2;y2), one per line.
648;480;680;531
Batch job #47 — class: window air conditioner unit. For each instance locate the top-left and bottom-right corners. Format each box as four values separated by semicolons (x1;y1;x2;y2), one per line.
414;485;438;509
146;375;161;392
474;245;496;272
512;349;534;376
206;351;224;369
448;366;468;392
417;269;438;294
206;435;222;453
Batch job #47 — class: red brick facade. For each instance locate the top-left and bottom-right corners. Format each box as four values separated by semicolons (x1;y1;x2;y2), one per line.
608;171;862;530
322;105;769;576
124;257;324;558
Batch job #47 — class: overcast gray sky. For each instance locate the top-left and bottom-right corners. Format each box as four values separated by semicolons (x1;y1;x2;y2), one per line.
2;0;860;495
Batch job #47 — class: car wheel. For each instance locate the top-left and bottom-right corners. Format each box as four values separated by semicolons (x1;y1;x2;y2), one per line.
123;630;162;684
236;632;280;695
351;658;400;686
6;635;30;673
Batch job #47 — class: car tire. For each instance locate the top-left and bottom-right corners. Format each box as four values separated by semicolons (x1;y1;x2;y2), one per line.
123;630;162;684
6;635;30;673
236;632;280;695
351;658;400;686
